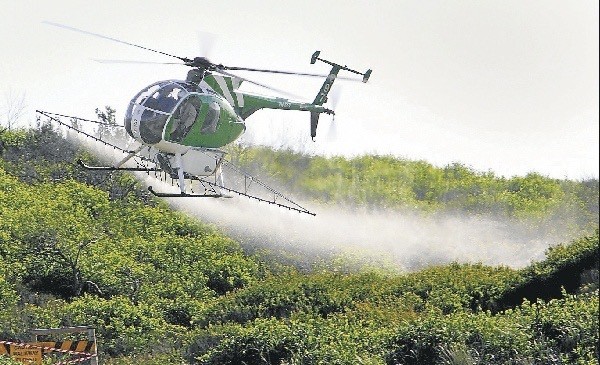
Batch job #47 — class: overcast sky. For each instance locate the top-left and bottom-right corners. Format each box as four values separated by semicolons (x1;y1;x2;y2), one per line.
1;0;598;179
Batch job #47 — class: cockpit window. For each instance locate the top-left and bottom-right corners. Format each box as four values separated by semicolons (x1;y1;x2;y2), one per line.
139;109;168;144
125;80;203;144
143;85;184;113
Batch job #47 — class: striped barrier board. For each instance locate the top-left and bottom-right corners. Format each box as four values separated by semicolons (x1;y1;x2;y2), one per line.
0;340;96;364
36;341;95;354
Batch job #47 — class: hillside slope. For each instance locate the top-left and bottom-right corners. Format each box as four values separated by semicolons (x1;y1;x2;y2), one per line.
227;145;598;227
0;126;598;364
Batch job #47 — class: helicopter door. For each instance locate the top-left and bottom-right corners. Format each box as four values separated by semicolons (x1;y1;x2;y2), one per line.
170;95;202;142
201;101;221;134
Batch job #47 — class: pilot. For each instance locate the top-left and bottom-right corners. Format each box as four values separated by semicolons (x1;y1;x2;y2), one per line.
200;101;220;134
170;96;201;142
145;86;177;112
157;87;178;112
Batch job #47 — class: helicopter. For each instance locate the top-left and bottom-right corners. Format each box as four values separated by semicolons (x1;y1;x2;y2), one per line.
38;22;372;216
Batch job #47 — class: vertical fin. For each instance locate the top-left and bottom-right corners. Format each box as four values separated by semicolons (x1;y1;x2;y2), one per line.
310;111;320;141
313;67;341;106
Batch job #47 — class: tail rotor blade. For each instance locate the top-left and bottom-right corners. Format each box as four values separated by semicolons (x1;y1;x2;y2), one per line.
329;86;342;110
326;117;338;141
325;87;342;141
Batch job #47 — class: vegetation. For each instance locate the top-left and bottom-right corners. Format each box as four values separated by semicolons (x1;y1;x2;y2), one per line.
0;125;598;364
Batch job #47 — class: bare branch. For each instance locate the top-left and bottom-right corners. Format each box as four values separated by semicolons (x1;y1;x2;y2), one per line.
1;89;27;130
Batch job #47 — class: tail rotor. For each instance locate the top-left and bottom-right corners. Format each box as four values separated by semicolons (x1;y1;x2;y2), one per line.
326;86;342;141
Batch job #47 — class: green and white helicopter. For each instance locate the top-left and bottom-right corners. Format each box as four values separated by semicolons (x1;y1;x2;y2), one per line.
38;22;371;216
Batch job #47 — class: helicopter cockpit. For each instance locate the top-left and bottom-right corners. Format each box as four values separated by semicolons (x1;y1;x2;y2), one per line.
124;80;199;144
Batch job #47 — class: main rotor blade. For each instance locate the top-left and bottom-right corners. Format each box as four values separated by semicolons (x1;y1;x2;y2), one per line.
221;66;361;81
216;69;305;100
43;21;190;62
93;59;184;65
196;30;217;59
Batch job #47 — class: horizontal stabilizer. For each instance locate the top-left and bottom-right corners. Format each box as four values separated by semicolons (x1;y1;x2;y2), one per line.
310;51;372;83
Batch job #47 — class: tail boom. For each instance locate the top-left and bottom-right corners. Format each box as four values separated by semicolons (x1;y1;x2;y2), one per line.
236;51;370;140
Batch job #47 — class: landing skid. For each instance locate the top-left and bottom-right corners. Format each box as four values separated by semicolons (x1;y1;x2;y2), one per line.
78;160;160;172
147;186;223;198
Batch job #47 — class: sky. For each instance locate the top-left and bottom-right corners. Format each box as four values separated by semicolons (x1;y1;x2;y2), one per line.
1;0;598;179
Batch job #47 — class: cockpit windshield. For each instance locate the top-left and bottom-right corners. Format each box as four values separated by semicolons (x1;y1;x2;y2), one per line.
124;80;199;144
142;84;180;113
